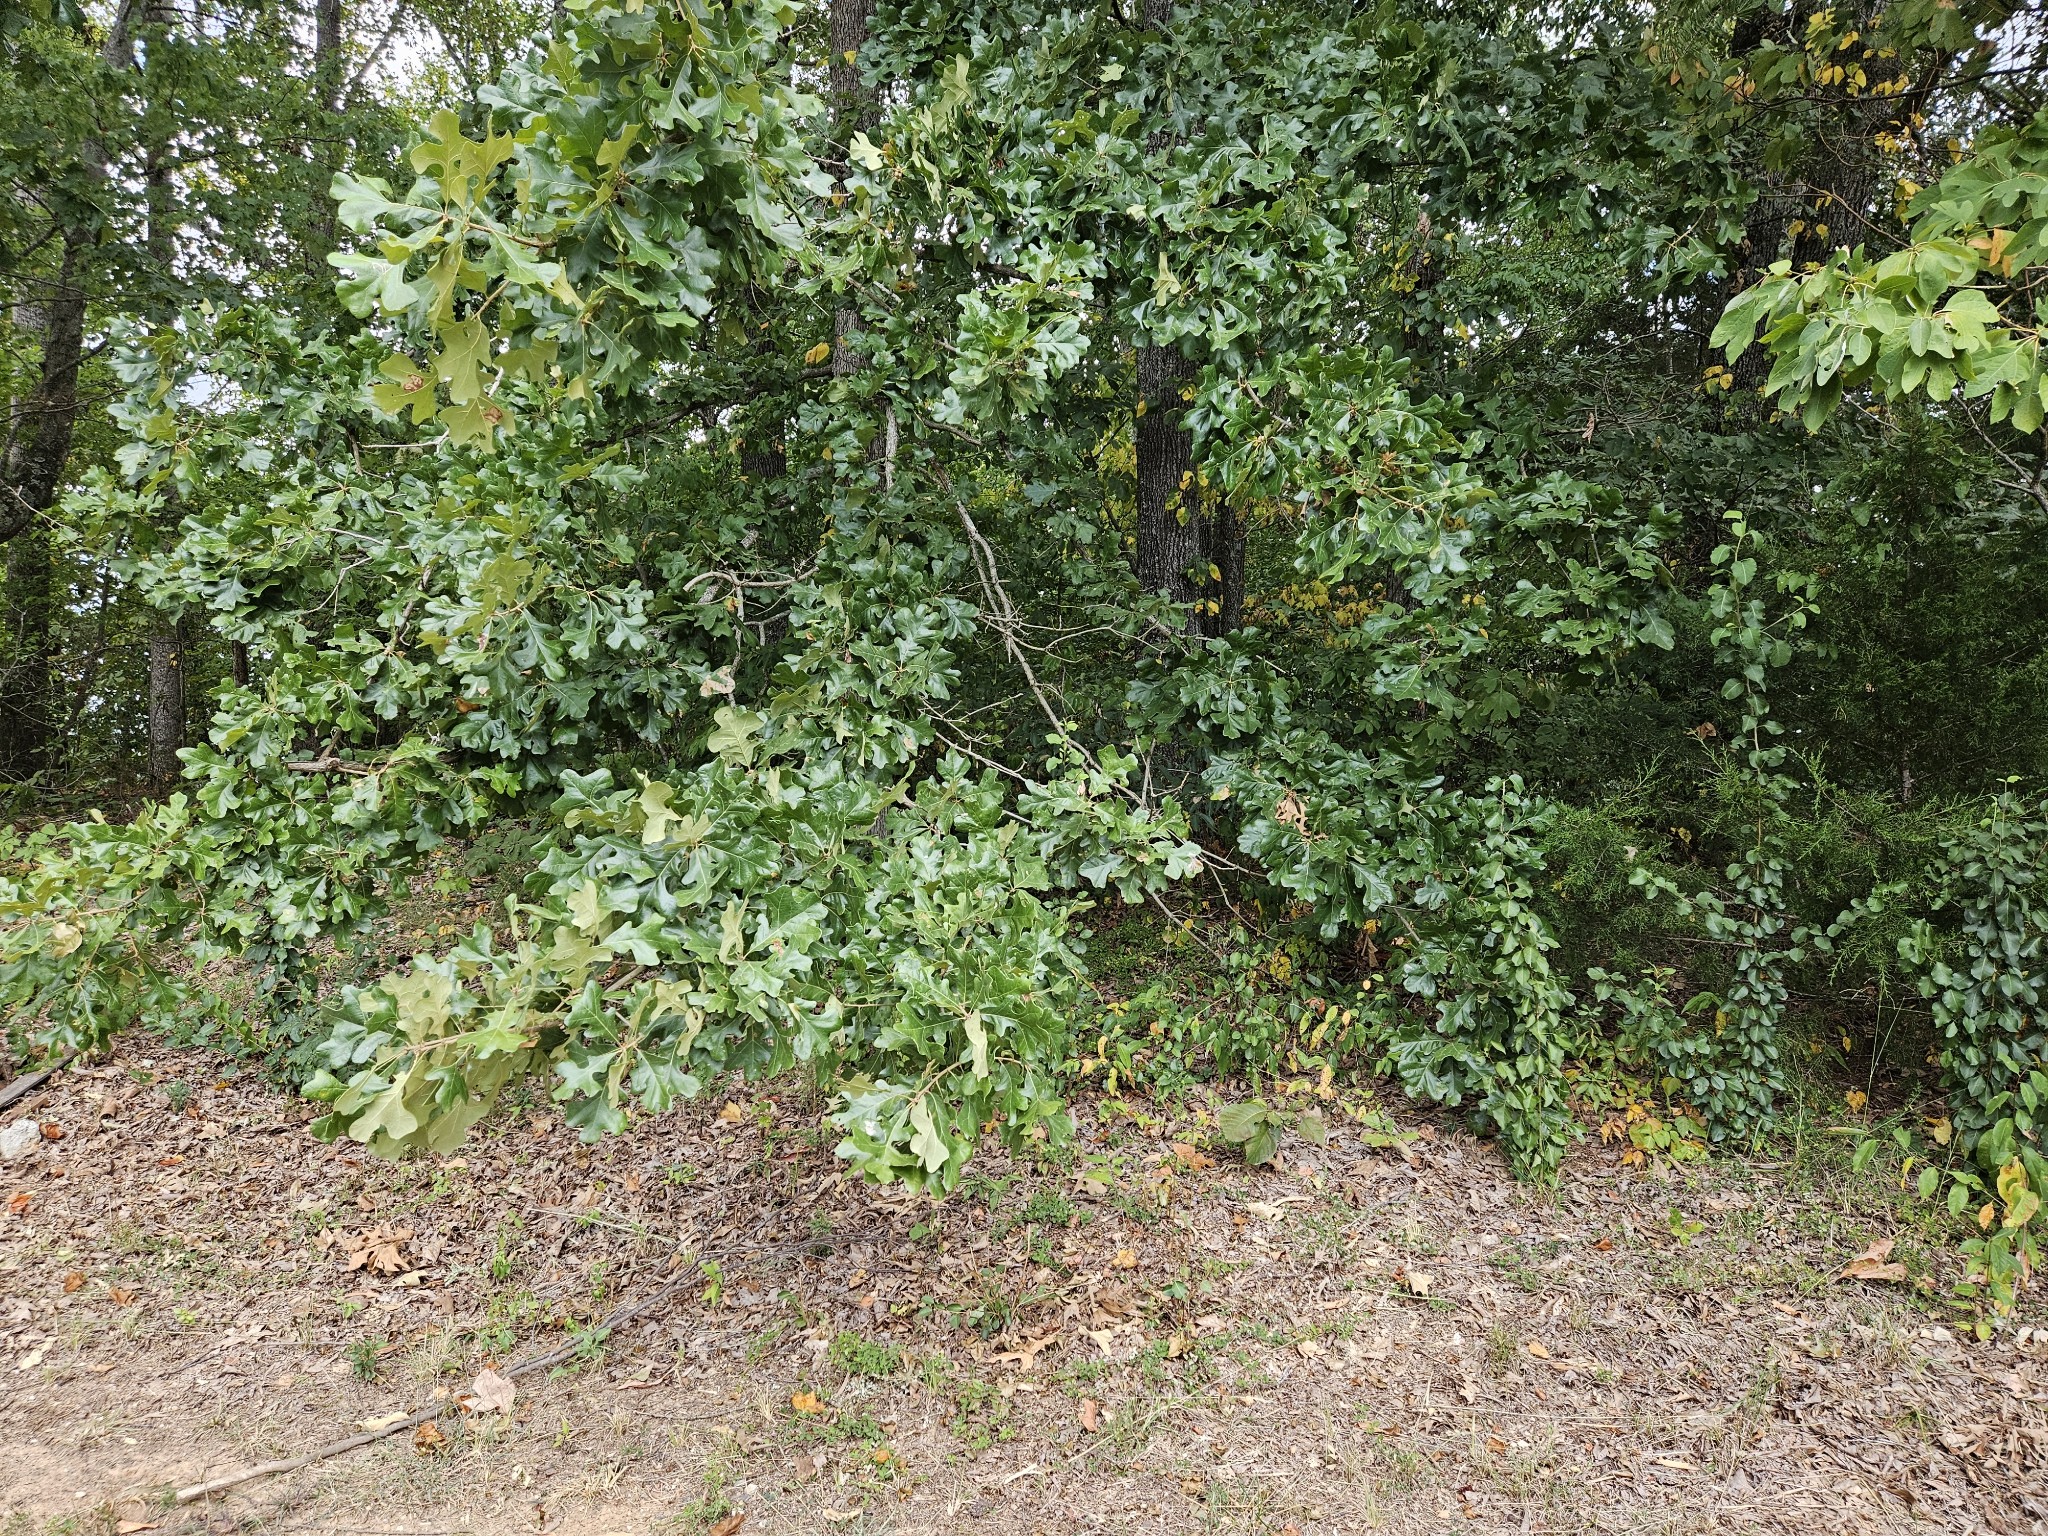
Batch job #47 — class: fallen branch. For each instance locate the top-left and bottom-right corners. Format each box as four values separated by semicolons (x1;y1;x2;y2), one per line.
175;1256;707;1506
0;1050;78;1112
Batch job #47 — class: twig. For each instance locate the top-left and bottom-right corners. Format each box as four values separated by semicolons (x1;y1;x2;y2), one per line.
0;1050;78;1112
174;1257;708;1506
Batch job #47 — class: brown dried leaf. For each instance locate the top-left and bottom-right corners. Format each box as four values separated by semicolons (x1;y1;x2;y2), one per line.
1839;1237;1908;1283
469;1366;516;1416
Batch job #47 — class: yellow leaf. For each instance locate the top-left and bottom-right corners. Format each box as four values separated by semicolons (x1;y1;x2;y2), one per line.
1111;1248;1138;1270
790;1390;826;1415
1927;1116;1952;1146
1845;1089;1867;1112
717;1101;746;1124
803;341;832;366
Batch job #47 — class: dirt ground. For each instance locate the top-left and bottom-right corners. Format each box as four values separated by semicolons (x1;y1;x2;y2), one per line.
1;1044;2044;1536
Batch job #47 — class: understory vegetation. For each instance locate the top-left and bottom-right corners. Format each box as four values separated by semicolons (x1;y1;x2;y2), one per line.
2;0;2046;1328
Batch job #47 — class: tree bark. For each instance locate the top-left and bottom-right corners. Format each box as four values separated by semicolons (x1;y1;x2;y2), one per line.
147;616;186;786
1210;500;1246;637
1135;343;1203;622
828;0;876;137
1133;0;1214;633
305;0;346;274
1;235;88;547
0;524;55;780
828;0;878;437
142;0;186;787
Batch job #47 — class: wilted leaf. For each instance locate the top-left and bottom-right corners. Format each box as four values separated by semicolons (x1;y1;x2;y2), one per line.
358;1411;409;1432
62;1271;84;1294
790;1390;827;1415
412;1421;447;1454
469;1366;516;1416
1839;1237;1908;1282
1111;1248;1138;1270
993;1326;1062;1367
1404;1268;1434;1296
1170;1141;1215;1171
1525;1340;1550;1359
1079;1398;1100;1432
707;1512;747;1536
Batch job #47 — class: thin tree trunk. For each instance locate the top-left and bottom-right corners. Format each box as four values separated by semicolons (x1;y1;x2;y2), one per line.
147;617;186;786
828;0;879;440
142;0;186;787
1212;501;1246;636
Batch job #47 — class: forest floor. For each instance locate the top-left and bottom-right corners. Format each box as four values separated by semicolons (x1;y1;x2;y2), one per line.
1;1043;2045;1536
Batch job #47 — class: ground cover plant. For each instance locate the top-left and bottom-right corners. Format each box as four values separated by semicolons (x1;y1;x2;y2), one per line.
2;0;2047;1373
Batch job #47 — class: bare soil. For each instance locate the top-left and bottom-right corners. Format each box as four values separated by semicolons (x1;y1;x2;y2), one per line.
1;1045;2044;1536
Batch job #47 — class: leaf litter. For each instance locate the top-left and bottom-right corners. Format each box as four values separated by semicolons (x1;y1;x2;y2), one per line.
0;1042;2041;1535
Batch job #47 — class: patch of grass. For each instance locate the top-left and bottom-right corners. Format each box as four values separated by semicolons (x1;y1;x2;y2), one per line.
346;1337;385;1382
828;1330;902;1378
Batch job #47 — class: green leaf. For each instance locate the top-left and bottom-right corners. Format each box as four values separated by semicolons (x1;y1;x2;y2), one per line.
1216;1102;1266;1144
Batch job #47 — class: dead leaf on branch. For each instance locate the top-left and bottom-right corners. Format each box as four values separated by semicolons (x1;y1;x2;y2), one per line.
1840;1237;1909;1283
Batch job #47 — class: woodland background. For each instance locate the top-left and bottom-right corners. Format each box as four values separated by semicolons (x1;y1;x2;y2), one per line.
2;0;2047;1325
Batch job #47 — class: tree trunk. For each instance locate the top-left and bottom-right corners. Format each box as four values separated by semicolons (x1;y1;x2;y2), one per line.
1135;343;1202;623
147;617;185;787
305;0;346;273
1210;501;1246;636
828;0;878;436
1131;0;1216;634
828;0;876;137
0;525;55;781
1;235;88;546
142;0;187;787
